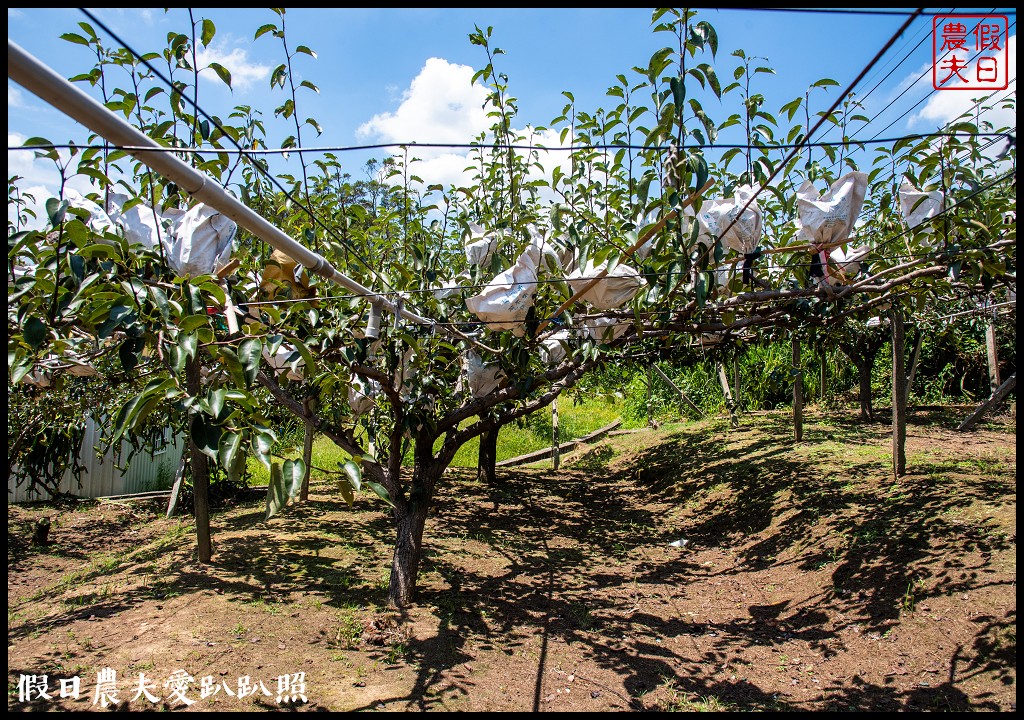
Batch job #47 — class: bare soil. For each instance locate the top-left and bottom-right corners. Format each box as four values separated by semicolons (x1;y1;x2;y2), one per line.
7;407;1016;712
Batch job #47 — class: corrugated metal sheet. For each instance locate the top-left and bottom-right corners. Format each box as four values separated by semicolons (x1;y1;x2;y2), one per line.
8;417;185;503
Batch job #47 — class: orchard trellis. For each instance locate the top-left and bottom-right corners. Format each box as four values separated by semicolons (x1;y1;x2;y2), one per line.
7;8;1015;607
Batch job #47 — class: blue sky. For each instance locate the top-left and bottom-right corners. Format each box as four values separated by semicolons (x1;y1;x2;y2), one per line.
8;7;1017;227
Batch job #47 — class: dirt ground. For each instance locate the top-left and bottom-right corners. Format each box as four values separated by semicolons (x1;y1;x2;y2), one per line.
7;407;1016;712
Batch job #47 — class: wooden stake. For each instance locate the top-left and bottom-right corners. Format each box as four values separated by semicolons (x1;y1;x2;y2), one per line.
732;355;741;412
792;338;803;442
906;328;923;399
958;373;1016;431
986;319;1001;393
647;365;654;427
819;343;827;403
718;362;739;428
300;395;316;502
165;454;187;519
652;364;703;418
552;398;560;471
891;306;907;477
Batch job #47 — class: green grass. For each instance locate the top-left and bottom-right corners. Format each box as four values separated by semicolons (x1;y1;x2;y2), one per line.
247;395;636;484
450;395;634;467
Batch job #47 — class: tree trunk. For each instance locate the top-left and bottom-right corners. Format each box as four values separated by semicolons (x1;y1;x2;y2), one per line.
388;501;429;608
387;458;440;608
185;357;212;563
477;426;498;485
857;360;874;421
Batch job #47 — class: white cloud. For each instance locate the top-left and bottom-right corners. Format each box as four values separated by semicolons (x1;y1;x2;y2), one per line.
358;58;489;151
908;35;1016;132
91;8;159;27
9;85;25;108
357;58;575;199
193;42;270;91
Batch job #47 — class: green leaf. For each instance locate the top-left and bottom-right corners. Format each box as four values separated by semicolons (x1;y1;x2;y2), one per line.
697;20;718;56
178;332;198;364
364;481;395;508
150;285;170;321
60;32;90;46
669;76;685;111
295;45;317;59
282;458;306;498
207;387;227;419
23;316;48;350
190;412;222;460
238;337;262;387
200;18;215;47
341;460;361;492
11;352;34;385
254;23;277;39
98;304;134;339
219;346;247;389
207;62;232;89
178;314;211;334
253;429;275;470
270;63;287;89
46;197;68;225
219;430;242;474
291;337;316;379
265;462;288;520
118;337;144;372
266;333;284;356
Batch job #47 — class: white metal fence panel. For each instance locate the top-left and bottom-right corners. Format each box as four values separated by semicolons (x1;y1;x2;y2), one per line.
7;417;185;503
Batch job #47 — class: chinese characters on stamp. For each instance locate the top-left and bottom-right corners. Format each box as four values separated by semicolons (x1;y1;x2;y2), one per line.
933;15;1009;91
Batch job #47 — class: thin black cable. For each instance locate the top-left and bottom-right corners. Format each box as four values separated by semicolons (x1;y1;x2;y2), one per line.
11;131;1011;156
698;9;926;280
235;211;1015;314
815;11;1010;175
49;12;1011;307
77;7;394;292
814;15;939;146
821;15;1015;169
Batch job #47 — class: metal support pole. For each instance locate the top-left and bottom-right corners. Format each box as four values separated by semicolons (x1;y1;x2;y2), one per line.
792;338;803;442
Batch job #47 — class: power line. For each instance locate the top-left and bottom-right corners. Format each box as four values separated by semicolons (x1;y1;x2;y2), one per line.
10;131;1012;156
821;15;1016;169
691;9;927;287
